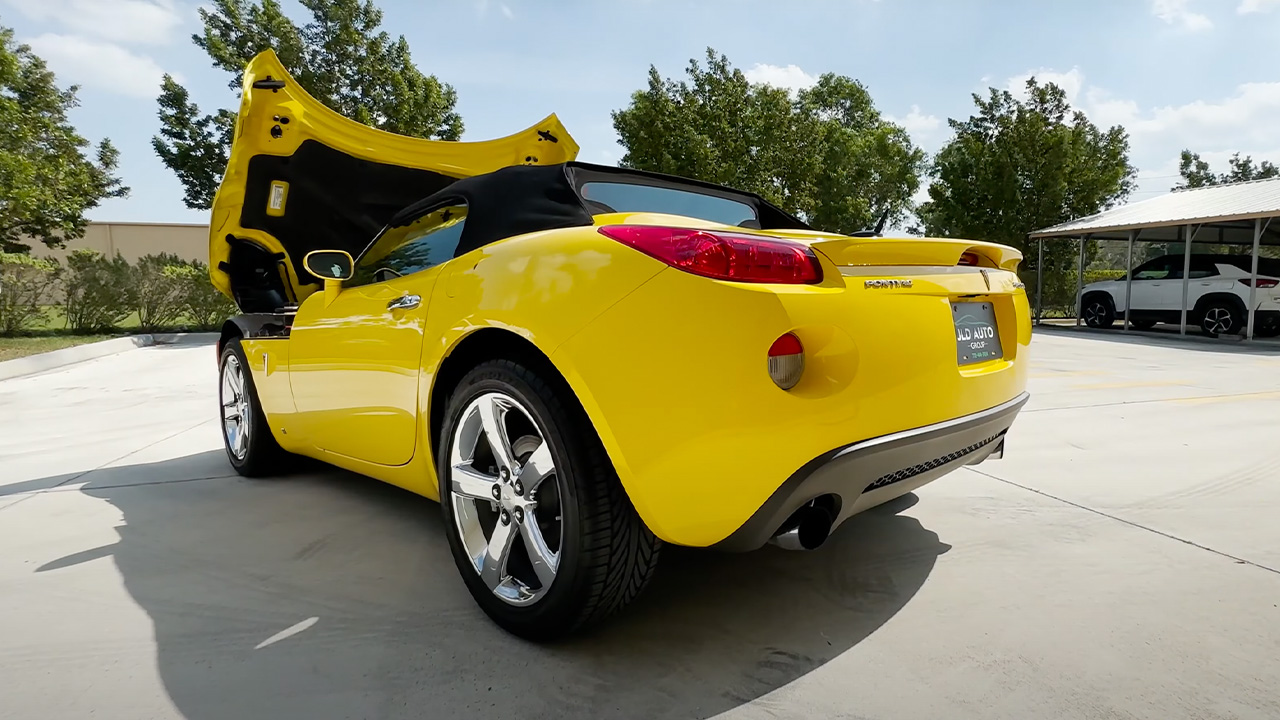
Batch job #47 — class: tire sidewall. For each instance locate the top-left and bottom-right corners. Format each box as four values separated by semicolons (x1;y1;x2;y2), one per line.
436;361;592;634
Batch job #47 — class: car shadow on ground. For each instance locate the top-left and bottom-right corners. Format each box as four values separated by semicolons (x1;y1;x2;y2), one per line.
38;450;949;720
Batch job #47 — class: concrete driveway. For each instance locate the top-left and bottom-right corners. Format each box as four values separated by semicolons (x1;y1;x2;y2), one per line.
1;331;1278;720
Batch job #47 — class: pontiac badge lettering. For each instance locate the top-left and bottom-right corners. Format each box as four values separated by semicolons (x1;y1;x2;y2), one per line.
865;279;913;289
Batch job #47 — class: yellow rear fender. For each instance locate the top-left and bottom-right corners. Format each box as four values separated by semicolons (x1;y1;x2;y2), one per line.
419;225;670;488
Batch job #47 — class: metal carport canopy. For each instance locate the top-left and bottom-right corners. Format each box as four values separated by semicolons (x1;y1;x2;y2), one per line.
1028;177;1280;339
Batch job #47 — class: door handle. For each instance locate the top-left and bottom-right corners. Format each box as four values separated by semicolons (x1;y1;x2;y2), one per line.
386;294;421;311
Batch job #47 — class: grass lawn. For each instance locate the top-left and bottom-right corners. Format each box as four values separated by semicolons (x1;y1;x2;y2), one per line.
0;335;117;362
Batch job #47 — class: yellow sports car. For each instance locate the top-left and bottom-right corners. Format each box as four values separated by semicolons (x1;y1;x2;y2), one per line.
212;51;1030;640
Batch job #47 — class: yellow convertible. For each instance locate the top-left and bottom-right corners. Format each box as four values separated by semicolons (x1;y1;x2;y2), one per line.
212;51;1030;640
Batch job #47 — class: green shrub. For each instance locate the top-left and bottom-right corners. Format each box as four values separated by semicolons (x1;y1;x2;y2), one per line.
64;249;133;331
164;260;237;330
0;253;62;334
132;253;186;330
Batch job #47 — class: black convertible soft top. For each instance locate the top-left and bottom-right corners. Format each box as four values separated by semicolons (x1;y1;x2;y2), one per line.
372;162;812;262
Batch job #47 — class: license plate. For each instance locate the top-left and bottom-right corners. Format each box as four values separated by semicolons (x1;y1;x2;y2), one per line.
953;301;1002;365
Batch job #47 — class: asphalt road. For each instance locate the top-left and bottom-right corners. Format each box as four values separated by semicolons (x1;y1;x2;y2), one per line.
2;330;1278;720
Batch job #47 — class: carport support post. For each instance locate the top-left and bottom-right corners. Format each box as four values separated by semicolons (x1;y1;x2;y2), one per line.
1123;230;1135;331
1247;217;1262;340
1035;238;1044;326
1180;225;1194;336
1075;235;1087;327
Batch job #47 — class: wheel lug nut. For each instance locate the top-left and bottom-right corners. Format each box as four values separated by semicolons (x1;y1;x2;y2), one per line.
499;467;510;481
500;511;511;525
513;482;524;495
491;485;501;500
513;507;524;524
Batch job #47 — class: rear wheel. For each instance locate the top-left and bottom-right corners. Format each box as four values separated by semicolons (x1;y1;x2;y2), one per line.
1200;302;1241;337
438;359;661;641
1082;296;1115;328
219;338;284;476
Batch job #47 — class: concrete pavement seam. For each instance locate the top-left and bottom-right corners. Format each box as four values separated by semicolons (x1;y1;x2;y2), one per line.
1024;389;1280;414
0;418;215;515
967;467;1280;578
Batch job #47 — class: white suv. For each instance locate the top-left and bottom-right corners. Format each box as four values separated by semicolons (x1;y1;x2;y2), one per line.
1078;254;1280;337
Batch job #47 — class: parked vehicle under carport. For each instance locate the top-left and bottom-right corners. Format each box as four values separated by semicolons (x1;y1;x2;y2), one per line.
1079;254;1280;337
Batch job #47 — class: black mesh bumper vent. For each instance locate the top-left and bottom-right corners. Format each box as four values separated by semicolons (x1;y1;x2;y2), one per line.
862;433;1003;494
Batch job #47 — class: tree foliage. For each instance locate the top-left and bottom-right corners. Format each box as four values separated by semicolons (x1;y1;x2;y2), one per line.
0;26;128;252
154;0;463;210
0;252;61;333
1176;150;1279;189
63;249;133;332
611;49;925;235
918;79;1135;310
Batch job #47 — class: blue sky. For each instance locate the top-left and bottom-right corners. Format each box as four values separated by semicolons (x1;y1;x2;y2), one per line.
4;0;1280;225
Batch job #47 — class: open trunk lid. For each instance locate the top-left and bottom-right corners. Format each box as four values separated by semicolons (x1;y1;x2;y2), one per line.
209;50;579;311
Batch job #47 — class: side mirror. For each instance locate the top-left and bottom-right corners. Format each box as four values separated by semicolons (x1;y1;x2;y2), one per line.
303;250;354;282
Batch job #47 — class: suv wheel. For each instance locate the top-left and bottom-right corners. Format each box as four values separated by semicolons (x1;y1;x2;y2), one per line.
1082;296;1115;328
1200;302;1240;337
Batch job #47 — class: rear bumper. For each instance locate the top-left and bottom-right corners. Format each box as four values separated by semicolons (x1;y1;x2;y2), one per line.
713;392;1030;552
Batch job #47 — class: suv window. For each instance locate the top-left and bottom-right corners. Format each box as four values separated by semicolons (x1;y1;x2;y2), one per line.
351;204;467;286
1133;258;1174;280
580;181;759;227
1187;257;1218;279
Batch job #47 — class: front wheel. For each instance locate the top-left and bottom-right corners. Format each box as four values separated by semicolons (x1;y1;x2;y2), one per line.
1082;296;1115;328
438;359;661;641
1200;302;1241;337
219;338;284;476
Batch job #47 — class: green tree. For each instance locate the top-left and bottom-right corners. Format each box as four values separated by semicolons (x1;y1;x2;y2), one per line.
154;0;463;210
611;49;924;235
0;26;128;252
918;78;1135;310
1176;150;1279;189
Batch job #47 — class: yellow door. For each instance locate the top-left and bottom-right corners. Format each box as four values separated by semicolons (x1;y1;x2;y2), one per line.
287;271;436;465
287;202;469;465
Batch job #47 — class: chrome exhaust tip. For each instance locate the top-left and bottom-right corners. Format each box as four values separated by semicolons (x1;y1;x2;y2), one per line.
768;504;835;551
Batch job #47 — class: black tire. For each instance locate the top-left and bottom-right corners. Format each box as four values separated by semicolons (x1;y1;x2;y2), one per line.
1082;295;1116;328
1199;301;1241;338
1256;316;1280;338
1129;319;1157;331
437;359;661;641
218;338;284;476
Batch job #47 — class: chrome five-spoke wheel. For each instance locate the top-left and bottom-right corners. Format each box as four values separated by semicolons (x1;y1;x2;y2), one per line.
438;359;661;641
449;391;563;606
217;338;284;476
221;355;251;461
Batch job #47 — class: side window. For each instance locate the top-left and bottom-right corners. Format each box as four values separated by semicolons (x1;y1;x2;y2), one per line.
351;204;467;287
1188;258;1218;279
1133;258;1171;280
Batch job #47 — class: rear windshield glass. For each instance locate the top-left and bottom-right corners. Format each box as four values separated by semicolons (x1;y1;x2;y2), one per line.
580;181;759;227
1219;256;1280;276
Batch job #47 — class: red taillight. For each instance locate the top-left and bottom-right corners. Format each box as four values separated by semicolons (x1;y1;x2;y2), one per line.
767;333;805;390
1240;278;1279;288
959;252;980;266
598;225;823;284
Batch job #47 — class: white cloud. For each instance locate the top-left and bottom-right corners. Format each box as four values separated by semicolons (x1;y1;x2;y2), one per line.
1150;0;1213;31
998;66;1280;199
888;104;942;143
744;63;818;93
25;34;172;98
1238;0;1280;12
475;0;514;19
1006;67;1085;104
1;0;182;45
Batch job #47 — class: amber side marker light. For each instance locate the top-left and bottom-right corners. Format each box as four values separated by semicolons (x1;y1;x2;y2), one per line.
768;333;805;390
